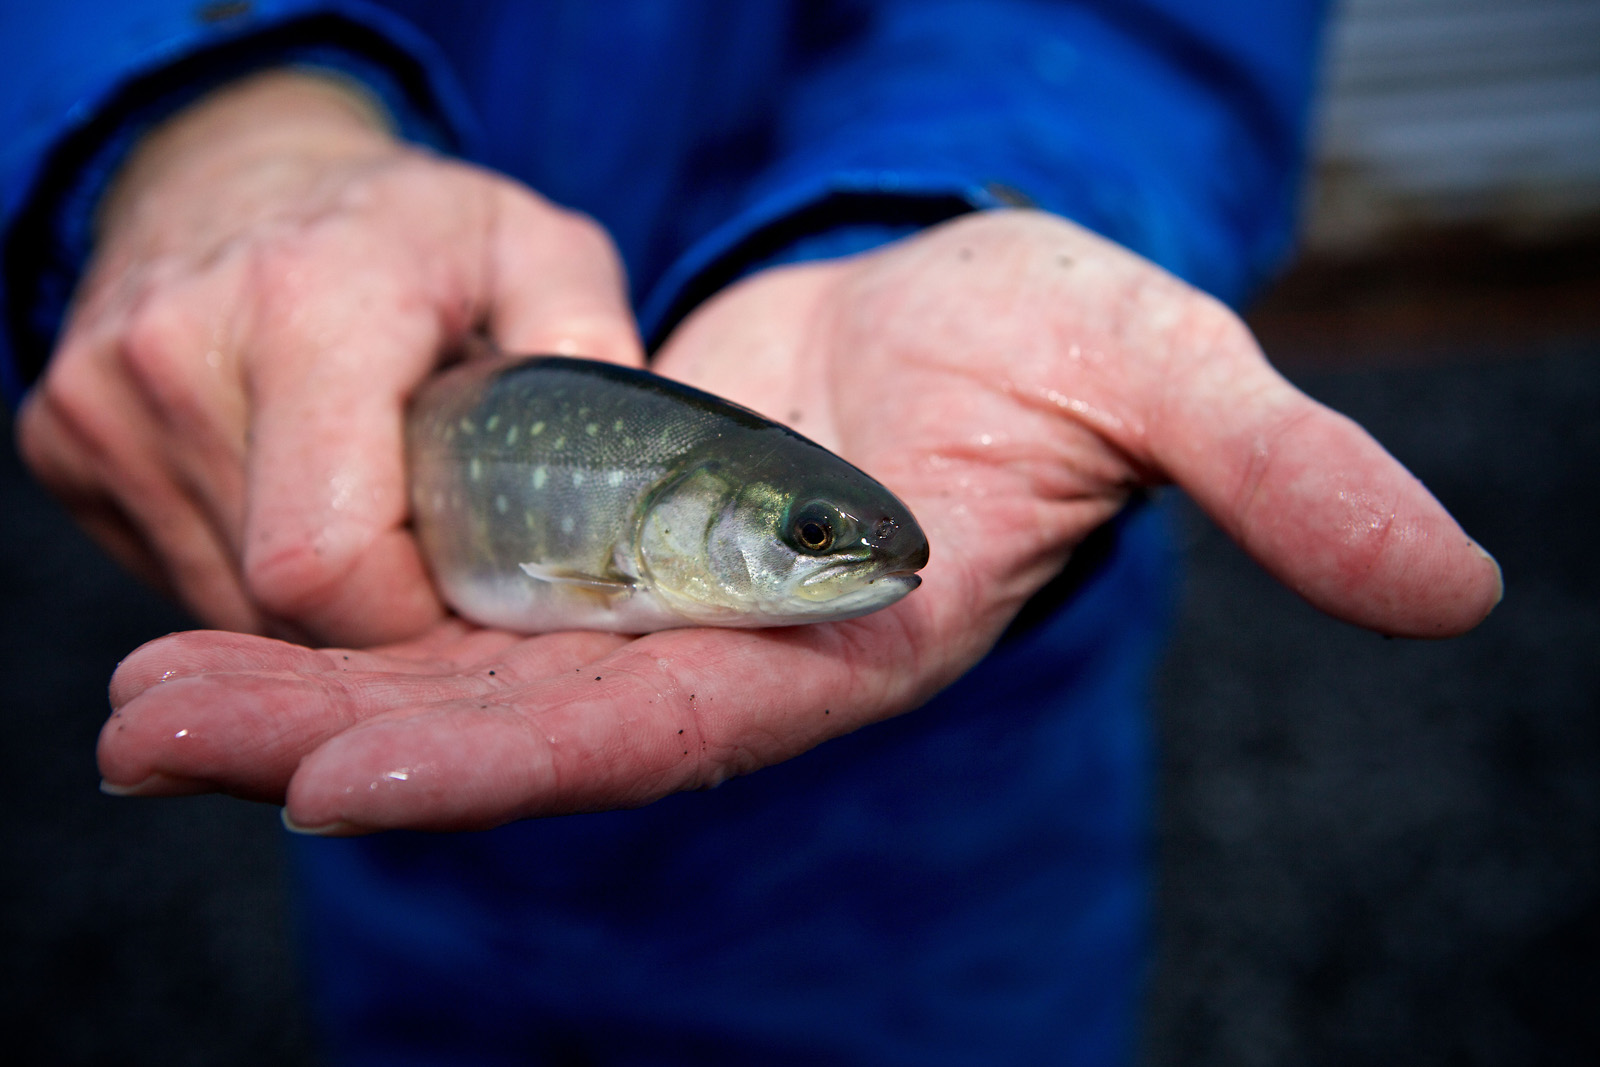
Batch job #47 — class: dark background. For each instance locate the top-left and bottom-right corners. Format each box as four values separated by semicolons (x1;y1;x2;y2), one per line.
1143;336;1600;1066
0;412;314;1065
3;248;1598;1064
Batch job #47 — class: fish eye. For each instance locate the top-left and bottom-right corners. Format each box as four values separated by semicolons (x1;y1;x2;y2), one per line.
789;502;839;554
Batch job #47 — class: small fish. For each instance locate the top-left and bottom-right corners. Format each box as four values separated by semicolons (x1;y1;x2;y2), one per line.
406;355;929;632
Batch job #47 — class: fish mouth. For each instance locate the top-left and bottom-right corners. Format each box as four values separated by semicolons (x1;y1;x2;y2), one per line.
790;565;921;616
867;571;921;593
798;558;919;590
807;572;920;621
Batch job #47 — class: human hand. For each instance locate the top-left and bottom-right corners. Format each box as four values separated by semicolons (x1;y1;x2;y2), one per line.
98;211;1502;832
15;70;642;644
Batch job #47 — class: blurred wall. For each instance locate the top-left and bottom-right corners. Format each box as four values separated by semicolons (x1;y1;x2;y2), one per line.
1304;0;1600;253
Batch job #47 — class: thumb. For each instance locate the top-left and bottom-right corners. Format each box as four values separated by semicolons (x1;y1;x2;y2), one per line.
1152;321;1501;637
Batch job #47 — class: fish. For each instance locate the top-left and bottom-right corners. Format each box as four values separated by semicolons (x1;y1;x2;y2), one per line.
405;354;929;633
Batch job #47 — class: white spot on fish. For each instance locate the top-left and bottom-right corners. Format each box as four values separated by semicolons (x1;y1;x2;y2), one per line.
553;435;566;450
459;418;476;435
572;471;585;487
495;494;508;514
470;457;483;481
486;414;500;431
532;466;547;490
613;419;624;432
530;421;545;436
586;423;599;436
607;470;624;487
561;515;575;534
505;424;519;445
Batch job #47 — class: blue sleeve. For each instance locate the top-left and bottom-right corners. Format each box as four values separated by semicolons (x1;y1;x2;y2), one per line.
641;0;1329;341
0;0;479;405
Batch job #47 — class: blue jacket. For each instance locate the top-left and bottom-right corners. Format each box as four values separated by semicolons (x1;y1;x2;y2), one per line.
0;3;1325;1063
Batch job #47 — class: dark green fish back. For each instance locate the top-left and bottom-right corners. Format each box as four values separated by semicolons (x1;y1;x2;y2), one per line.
409;357;783;584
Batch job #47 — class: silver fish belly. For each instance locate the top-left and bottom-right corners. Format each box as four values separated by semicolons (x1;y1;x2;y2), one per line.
406;356;929;633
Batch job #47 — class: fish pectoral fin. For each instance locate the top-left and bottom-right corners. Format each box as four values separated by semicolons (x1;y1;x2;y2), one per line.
518;562;634;593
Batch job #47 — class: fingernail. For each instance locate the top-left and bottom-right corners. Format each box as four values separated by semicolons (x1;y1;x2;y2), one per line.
1471;539;1505;607
280;809;367;837
99;772;212;798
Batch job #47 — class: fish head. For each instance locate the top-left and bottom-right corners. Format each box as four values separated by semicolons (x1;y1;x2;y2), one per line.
634;433;929;627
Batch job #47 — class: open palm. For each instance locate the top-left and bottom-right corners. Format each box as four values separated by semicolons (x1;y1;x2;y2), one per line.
99;212;1501;833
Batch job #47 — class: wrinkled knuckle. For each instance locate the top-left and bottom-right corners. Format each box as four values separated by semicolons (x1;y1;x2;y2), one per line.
28;353;82;421
40;322;99;377
115;292;231;428
119;296;192;384
27;348;106;450
13;392;63;481
116;323;176;395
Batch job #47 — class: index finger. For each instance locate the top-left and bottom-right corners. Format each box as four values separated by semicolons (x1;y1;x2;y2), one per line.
240;271;446;645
